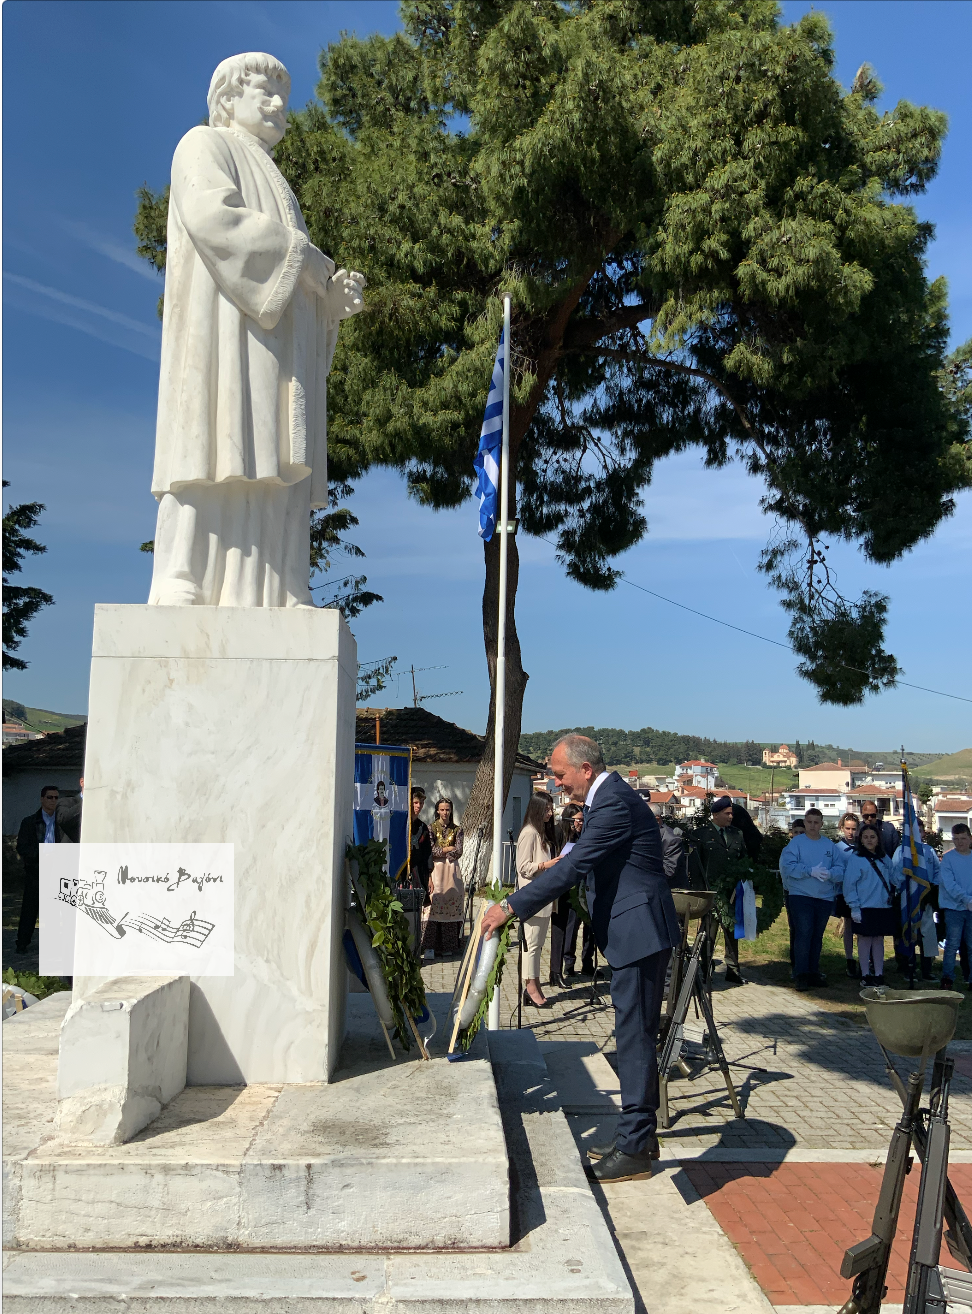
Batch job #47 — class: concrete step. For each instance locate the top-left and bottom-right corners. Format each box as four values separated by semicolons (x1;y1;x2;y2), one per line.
4;994;509;1252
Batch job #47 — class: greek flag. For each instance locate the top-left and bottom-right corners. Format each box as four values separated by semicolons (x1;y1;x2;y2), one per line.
899;759;930;949
473;329;505;542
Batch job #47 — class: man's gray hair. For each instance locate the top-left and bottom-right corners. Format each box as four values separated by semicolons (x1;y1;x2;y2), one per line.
207;53;291;128
552;734;605;774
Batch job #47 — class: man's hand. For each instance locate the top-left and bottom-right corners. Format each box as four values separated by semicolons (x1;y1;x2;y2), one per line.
481;900;513;942
325;268;367;320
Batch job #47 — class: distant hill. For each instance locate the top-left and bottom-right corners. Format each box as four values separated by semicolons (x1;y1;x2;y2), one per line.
519;724;944;769
3;700;86;736
911;749;972;783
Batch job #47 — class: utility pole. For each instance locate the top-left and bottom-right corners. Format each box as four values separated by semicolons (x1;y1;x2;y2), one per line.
411;664;419;708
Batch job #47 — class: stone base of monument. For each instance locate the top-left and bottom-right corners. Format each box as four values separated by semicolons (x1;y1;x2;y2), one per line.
3;994;632;1313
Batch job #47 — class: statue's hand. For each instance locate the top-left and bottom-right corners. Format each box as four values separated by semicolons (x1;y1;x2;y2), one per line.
327;268;367;320
300;245;336;299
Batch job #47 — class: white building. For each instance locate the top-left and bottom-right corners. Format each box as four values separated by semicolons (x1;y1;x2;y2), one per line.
675;760;719;789
932;796;972;852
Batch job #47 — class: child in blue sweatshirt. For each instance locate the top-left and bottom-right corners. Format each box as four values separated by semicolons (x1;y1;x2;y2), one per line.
843;823;901;984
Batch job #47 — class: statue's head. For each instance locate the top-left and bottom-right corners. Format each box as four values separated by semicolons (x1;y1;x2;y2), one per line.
207;53;291;149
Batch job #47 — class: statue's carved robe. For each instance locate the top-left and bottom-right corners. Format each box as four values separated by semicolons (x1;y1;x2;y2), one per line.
149;125;337;607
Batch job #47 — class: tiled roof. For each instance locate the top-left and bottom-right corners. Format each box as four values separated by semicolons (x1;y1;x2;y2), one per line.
934;797;972;813
678;785;710;798
3;709;546;778
801;762;844;772
681;760;717;769
2;722;86;774
357;707;545;772
848;784;904;799
647;790;678;804
789;788;844;797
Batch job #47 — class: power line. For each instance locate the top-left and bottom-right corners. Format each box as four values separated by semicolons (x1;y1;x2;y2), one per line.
538;537;971;705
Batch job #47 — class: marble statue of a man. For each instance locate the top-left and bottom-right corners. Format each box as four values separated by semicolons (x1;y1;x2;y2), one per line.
148;53;365;608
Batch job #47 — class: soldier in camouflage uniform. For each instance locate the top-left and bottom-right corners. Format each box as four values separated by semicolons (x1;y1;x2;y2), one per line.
689;795;748;985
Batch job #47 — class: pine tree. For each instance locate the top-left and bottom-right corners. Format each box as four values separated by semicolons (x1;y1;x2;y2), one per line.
136;4;971;880
3;482;54;671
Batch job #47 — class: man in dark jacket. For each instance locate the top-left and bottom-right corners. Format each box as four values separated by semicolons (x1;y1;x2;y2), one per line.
15;785;73;952
482;735;679;1185
732;801;763;863
650;801;688;887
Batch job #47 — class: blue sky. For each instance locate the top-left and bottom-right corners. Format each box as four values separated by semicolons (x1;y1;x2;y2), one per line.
3;1;969;753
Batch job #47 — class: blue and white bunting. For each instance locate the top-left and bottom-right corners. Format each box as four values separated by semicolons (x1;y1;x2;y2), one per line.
473;329;505;542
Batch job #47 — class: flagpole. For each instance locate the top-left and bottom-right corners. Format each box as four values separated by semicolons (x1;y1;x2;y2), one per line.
487;294;511;1031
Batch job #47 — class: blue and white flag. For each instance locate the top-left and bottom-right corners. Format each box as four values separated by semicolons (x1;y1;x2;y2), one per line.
899;759;930;949
473;329;505;542
353;744;411;884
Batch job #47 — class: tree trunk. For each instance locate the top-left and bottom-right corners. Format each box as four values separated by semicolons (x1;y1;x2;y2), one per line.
459;523;529;891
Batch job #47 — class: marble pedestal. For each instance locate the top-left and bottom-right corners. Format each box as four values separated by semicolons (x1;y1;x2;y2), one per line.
74;605;356;1085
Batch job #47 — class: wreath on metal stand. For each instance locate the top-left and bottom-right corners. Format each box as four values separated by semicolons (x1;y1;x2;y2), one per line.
345;839;431;1059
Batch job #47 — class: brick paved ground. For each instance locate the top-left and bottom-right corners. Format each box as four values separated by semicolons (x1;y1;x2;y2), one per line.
422;905;972;1152
683;1160;972;1307
422;905;972;1307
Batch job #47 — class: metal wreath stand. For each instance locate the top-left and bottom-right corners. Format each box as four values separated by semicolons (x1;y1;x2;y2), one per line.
837;986;972;1314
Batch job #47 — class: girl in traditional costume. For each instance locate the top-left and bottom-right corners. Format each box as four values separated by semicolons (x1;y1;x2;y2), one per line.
422;799;465;958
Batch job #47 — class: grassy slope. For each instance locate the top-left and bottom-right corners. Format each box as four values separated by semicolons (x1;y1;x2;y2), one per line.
911;749;972;782
738;909;972;1042
715;763;798;795
2;701;86;735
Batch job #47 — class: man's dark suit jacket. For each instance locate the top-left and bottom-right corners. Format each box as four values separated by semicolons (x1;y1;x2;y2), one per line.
658;821;689;887
16;808;73;877
508;772;680;968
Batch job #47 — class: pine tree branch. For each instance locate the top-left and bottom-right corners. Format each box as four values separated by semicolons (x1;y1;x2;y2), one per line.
587;346;755;436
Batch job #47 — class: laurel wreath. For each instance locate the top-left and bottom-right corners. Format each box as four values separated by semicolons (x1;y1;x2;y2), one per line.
347;839;427;1050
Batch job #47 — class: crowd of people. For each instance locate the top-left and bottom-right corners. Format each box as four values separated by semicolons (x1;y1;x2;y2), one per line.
781;806;972;989
406;774;972;1001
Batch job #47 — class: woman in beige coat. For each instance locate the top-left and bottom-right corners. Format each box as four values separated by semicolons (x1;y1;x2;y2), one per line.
515;791;560;1008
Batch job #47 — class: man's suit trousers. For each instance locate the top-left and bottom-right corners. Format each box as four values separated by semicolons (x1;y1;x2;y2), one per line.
610;947;671;1156
17;874;39;952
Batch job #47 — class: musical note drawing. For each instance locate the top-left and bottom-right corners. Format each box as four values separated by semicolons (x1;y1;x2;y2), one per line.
122;910;214;948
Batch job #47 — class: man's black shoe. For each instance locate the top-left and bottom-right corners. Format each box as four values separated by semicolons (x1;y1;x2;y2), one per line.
587;1148;654;1183
587;1135;659;1161
548;973;570;989
794;973;812;991
846;958;861;979
810;972;828;987
724;966;746;985
579;962;595;977
941;978;954;990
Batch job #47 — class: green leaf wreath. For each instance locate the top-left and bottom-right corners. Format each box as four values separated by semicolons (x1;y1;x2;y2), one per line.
454;882;513;1054
720;855;787;937
347;839;427;1050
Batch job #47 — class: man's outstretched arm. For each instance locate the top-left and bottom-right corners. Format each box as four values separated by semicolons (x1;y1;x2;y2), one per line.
482;794;632;939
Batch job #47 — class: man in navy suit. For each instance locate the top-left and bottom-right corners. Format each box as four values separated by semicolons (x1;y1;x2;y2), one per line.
482;734;680;1183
